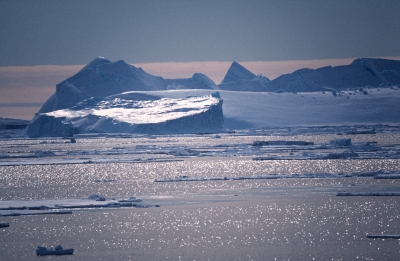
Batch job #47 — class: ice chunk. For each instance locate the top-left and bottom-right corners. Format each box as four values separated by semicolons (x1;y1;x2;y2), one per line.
252;140;314;146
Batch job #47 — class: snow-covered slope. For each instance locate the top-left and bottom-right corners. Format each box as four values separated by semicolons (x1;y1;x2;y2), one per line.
26;93;224;137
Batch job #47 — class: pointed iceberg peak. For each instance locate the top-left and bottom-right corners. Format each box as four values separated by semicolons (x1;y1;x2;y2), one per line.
79;57;111;72
220;61;256;84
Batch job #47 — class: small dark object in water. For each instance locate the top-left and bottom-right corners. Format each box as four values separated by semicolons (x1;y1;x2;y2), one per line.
36;245;74;256
366;234;400;239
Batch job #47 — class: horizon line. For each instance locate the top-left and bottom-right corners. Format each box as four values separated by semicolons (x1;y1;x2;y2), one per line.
2;55;400;68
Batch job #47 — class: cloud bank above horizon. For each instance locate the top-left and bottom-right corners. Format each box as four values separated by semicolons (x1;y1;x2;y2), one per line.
1;1;399;67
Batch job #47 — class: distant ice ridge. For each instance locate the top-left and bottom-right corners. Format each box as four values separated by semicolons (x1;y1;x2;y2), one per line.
263;58;400;93
218;58;400;92
26;93;224;137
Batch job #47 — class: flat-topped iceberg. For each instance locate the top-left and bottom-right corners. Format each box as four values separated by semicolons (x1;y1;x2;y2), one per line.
26;93;224;137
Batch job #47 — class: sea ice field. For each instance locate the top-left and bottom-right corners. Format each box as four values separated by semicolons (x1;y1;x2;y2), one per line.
1;125;400;260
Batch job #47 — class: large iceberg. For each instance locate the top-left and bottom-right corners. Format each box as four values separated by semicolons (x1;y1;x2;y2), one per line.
26;93;224;137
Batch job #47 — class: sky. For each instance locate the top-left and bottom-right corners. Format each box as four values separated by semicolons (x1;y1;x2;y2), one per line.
1;0;400;120
1;0;400;66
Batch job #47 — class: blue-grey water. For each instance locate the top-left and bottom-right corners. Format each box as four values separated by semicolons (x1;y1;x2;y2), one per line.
1;130;400;260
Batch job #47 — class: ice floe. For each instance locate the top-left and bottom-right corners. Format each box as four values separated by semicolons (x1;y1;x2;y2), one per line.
337;192;400;196
252;140;315;146
0;195;159;216
154;170;400;183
